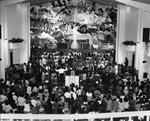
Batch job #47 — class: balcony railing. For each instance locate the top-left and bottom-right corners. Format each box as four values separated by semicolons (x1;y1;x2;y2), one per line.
1;111;150;121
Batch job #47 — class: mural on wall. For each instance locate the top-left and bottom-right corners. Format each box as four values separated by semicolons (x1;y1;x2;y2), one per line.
30;0;117;50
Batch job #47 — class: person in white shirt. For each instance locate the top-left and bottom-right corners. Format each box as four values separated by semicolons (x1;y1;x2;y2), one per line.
123;96;129;111
70;89;77;100
45;65;51;71
64;91;71;99
24;100;31;113
55;65;68;82
76;86;82;97
55;66;68;74
0;94;8;103
86;91;93;102
64;91;71;103
2;101;12;113
27;85;32;96
114;64;118;75
12;92;18;104
42;57;47;66
17;93;26;113
31;97;37;107
117;98;124;112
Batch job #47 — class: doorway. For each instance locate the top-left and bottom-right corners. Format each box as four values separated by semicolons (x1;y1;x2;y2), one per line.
132;53;135;68
10;51;13;66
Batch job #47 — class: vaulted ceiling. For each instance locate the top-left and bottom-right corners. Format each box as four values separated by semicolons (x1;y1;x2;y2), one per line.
0;0;150;7
26;0;150;6
26;0;120;6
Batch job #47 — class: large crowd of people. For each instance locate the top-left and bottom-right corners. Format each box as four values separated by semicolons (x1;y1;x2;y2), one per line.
0;50;149;114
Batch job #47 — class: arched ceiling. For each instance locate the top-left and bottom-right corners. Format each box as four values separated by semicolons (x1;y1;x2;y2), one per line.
25;0;150;6
0;0;150;7
26;0;119;6
23;0;124;7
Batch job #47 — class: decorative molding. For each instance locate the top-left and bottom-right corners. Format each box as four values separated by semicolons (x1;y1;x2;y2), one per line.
9;43;22;49
126;45;136;51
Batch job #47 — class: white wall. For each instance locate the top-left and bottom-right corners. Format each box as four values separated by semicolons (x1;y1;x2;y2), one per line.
0;3;1;77
20;3;30;63
116;5;139;66
134;11;150;80
125;6;139;67
0;0;30;79
116;5;126;64
7;4;22;39
7;3;30;64
125;6;138;44
0;2;7;79
140;11;150;79
116;5;150;80
0;1;3;78
7;3;22;64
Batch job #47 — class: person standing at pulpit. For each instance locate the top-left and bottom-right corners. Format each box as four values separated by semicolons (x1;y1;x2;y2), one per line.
55;65;68;83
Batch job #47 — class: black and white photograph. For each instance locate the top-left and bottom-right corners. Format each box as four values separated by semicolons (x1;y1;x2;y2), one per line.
0;0;150;121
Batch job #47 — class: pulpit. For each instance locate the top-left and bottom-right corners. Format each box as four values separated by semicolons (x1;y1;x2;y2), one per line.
65;75;79;86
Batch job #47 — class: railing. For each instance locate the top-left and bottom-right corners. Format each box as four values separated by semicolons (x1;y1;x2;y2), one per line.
1;111;150;121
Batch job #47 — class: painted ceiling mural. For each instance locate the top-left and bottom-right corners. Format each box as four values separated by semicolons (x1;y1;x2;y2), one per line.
30;0;117;50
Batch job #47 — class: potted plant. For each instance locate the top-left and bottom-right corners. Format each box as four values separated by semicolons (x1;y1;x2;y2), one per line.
122;40;136;51
9;37;24;43
8;37;24;49
122;40;136;46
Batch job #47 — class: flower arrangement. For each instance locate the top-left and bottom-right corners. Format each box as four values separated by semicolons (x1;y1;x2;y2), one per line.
122;40;136;46
9;37;24;43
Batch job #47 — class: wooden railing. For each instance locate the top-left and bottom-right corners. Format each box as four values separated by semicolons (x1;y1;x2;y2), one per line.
1;111;150;121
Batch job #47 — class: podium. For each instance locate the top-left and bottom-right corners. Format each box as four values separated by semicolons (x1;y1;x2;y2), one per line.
65;76;79;86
